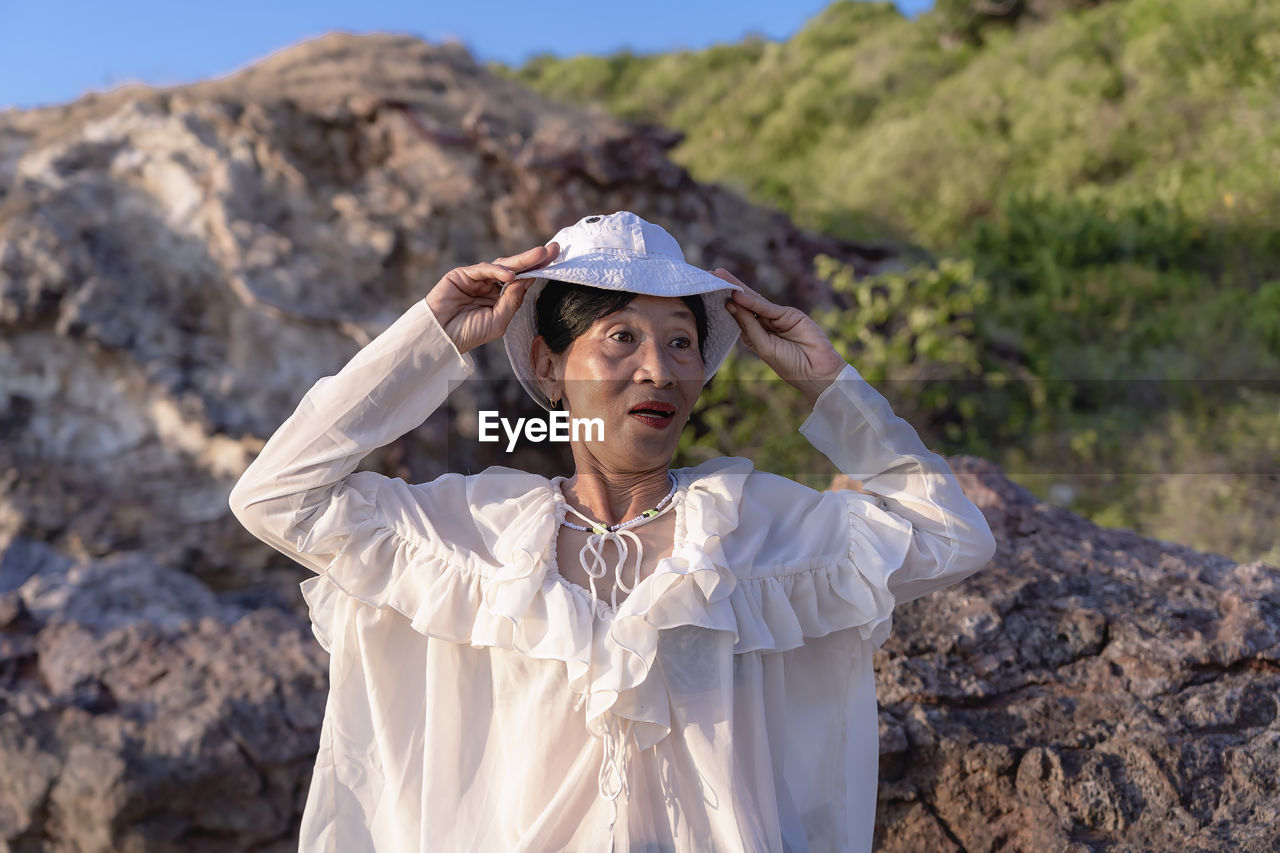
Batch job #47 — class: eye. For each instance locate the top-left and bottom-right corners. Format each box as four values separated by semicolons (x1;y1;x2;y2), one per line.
609;330;634;343
670;336;692;349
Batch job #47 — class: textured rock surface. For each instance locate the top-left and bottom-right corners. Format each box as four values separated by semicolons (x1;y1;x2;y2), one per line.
2;29;1277;853
0;542;326;852
870;457;1280;853
0;32;892;597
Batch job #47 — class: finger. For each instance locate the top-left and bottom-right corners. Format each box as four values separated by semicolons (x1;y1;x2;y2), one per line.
493;242;560;273
491;277;532;328
728;287;790;322
713;268;789;318
712;267;761;299
459;262;518;287
515;241;560;278
725;300;770;353
533;241;560;268
444;265;514;300
712;267;747;286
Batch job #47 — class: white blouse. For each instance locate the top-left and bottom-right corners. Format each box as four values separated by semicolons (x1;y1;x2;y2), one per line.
228;298;997;852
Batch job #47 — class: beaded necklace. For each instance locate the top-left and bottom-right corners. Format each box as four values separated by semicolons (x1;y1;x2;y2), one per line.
560;472;678;535
558;471;678;615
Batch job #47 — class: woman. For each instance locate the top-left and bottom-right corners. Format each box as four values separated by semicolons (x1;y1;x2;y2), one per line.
229;211;997;852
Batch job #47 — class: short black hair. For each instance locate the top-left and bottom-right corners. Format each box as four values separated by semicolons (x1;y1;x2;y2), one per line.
535;280;708;362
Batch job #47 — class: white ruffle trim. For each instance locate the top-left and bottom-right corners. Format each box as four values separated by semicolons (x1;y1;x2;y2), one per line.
298;459;914;748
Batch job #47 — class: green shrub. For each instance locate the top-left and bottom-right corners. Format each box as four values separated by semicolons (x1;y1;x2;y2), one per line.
676;255;1002;479
507;0;1280;561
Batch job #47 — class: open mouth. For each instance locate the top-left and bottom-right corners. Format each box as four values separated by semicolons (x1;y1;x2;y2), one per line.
628;401;678;429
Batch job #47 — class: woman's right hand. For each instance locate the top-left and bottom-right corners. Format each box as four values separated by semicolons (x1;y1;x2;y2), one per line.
424;242;560;354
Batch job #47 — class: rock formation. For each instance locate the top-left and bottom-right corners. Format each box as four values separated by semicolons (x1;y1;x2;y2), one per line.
0;32;892;597
1;30;1276;853
1;543;325;851
871;457;1280;853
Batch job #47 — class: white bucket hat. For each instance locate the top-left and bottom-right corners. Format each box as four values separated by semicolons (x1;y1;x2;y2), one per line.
503;211;743;411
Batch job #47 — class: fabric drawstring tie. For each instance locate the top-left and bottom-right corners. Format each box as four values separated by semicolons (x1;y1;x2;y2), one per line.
598;713;635;835
561;472;678;627
567;514;649;614
559;474;678;835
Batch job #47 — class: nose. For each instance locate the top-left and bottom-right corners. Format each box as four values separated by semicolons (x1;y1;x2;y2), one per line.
633;336;677;387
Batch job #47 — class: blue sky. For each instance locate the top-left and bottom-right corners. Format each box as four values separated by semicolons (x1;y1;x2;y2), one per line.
0;1;934;111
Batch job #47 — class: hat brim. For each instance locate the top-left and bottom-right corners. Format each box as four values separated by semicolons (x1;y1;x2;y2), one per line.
503;256;743;411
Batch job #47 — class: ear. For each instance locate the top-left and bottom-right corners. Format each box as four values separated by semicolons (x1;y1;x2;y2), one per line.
531;336;564;405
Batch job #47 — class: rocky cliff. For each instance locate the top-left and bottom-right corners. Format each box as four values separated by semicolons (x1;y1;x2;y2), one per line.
1;31;1276;853
0;31;892;597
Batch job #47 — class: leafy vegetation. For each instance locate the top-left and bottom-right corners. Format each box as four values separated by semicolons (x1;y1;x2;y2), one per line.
496;0;1280;564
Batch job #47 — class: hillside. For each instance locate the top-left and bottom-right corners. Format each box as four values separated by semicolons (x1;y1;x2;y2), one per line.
503;0;1280;564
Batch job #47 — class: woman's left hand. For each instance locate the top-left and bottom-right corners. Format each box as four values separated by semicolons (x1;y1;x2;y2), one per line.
713;268;847;407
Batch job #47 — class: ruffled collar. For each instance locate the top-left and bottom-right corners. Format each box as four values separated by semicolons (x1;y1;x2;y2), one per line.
464;456;755;747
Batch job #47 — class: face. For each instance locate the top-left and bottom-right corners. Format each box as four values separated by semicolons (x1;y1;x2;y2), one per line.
533;294;704;474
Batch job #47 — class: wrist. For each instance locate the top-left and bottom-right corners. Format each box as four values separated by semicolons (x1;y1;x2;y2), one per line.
797;373;839;408
795;354;847;408
423;290;448;323
422;293;470;354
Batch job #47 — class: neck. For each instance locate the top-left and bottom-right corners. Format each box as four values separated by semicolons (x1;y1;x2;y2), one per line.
561;458;673;527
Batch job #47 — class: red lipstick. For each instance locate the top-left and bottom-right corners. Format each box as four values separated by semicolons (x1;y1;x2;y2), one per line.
628;400;678;429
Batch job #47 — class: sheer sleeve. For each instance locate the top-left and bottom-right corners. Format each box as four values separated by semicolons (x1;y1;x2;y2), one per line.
227;298;475;582
798;362;997;626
